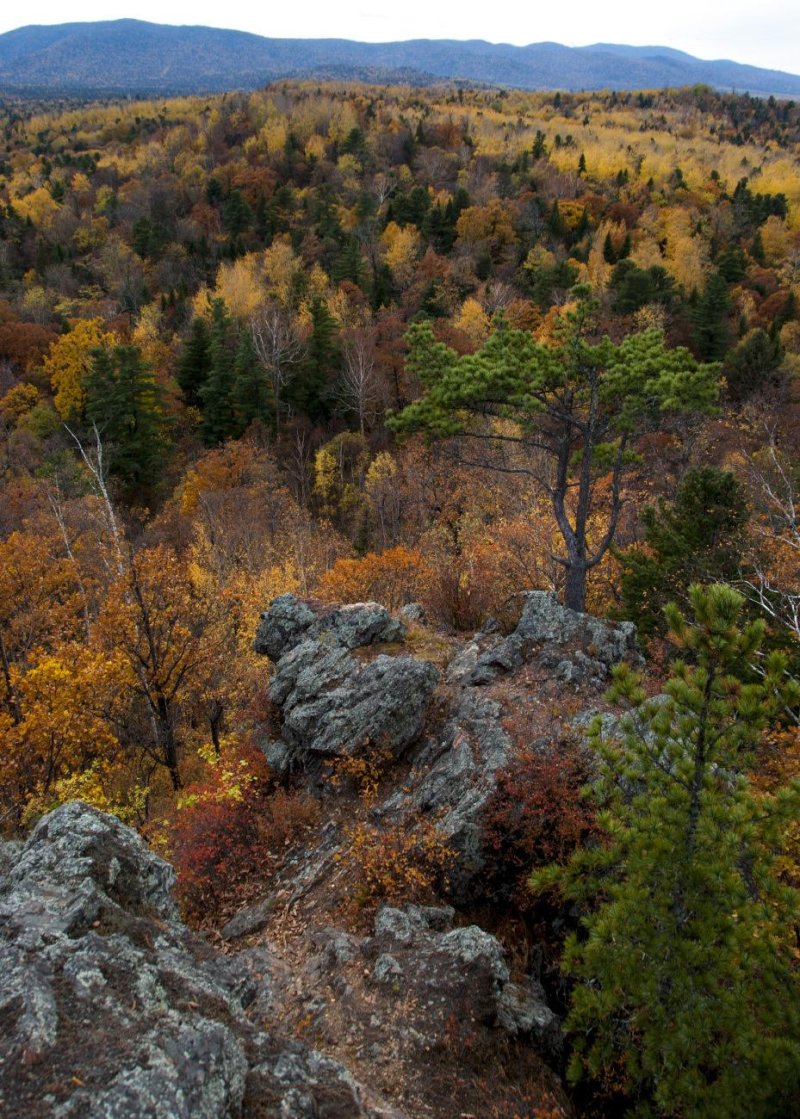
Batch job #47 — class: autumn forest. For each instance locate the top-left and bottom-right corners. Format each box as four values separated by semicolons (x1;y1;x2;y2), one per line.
1;79;800;1116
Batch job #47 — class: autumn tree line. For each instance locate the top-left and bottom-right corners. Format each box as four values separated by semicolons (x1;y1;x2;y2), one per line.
1;81;800;1117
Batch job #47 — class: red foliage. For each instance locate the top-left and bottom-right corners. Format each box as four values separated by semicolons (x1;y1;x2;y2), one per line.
481;731;598;912
168;743;272;922
0;321;58;372
168;739;321;925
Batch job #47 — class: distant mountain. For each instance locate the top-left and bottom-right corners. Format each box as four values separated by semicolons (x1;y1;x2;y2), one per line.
1;20;799;98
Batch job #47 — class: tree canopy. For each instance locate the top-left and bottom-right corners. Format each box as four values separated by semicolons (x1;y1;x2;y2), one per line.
391;295;719;610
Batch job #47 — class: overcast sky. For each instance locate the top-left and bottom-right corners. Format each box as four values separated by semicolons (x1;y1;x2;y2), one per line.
1;1;798;75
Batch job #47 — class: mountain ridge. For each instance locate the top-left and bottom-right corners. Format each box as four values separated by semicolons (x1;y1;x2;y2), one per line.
1;19;799;97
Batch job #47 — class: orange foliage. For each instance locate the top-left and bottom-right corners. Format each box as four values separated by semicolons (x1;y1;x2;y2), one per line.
315;545;424;610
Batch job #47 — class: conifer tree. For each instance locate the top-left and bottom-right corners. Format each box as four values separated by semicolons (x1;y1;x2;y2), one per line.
618;466;747;636
692;270;731;360
232;328;273;435
85;344;170;493
537;584;800;1118
200;299;236;445
392;292;718;611
176;315;211;408
289;295;339;423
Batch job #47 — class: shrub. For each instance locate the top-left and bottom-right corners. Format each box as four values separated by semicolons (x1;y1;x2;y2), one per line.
168;737;319;923
337;814;455;913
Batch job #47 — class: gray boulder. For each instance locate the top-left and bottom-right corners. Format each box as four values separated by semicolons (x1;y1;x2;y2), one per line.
278;652;439;760
452;590;642;686
0;803;406;1119
254;595;405;662
257;595;439;767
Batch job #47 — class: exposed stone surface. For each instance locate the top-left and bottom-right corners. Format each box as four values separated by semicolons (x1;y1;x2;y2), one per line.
380;690;513;901
219;898;276;942
298;904;562;1060
0;803;405;1119
448;590;642;687
254;595;405;663
276;650;439;761
256;594;438;767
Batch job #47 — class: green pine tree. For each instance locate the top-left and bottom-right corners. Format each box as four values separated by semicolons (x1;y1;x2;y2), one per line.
200;299;236;445
232;328;273;435
692;271;731;361
176;315;211;408
288;295;339;423
536;584;800;1118
86;344;170;493
618;466;747;637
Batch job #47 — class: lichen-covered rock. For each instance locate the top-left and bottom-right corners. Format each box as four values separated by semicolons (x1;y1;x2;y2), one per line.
279;652;439;760
365;905;560;1052
380;691;513;900
0;803;406;1119
255;594;434;767
450;590;642;687
254;595;405;663
295;904;561;1071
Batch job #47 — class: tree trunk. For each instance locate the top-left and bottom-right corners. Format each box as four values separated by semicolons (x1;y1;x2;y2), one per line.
564;560;588;613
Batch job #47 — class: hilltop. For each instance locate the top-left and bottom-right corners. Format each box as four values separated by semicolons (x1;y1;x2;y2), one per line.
1;19;800;96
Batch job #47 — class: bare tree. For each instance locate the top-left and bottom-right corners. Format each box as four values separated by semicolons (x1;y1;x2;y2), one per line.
249;302;306;434
333;326;381;436
740;421;800;644
63;421;124;575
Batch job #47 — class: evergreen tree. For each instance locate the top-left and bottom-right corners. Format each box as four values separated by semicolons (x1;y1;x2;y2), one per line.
692;271;731;360
176;315;211;408
200;299;236;445
537;584;800;1118
618;466;747;636
725;327;782;402
288;295;339;423
392;293;718;612
85;344;170;492
223;189;252;238
232;328;273;435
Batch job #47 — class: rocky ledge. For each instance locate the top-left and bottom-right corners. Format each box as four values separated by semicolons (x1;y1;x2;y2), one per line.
0;803;404;1118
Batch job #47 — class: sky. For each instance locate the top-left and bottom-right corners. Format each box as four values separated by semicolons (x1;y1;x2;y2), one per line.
1;0;798;75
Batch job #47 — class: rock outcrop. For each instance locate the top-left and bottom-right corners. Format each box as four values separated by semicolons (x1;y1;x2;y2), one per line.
293;903;562;1065
255;596;439;773
257;591;642;899
448;590;642;687
0;803;404;1119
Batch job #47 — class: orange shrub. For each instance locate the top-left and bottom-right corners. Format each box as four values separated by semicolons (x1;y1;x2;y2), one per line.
315;545;424;609
337;814;455;913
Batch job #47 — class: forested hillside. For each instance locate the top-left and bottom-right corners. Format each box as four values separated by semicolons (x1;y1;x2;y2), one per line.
2;21;800;96
1;81;799;1117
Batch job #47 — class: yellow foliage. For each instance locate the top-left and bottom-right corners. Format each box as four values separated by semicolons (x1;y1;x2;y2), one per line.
1;644;127;825
43;317;118;419
453;298;491;347
382;222;422;288
12;186;61;227
337;814;455;912
213;253;264;320
0;382;40;426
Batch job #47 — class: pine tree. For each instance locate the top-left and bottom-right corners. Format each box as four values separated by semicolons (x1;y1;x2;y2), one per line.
618;466;747;636
692;270;731;360
536;584;800;1118
725;327;782;402
392;294;718;611
200;299;236;445
85;344;170;492
288;295;339;423
232;328;273;435
176;315;211;408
